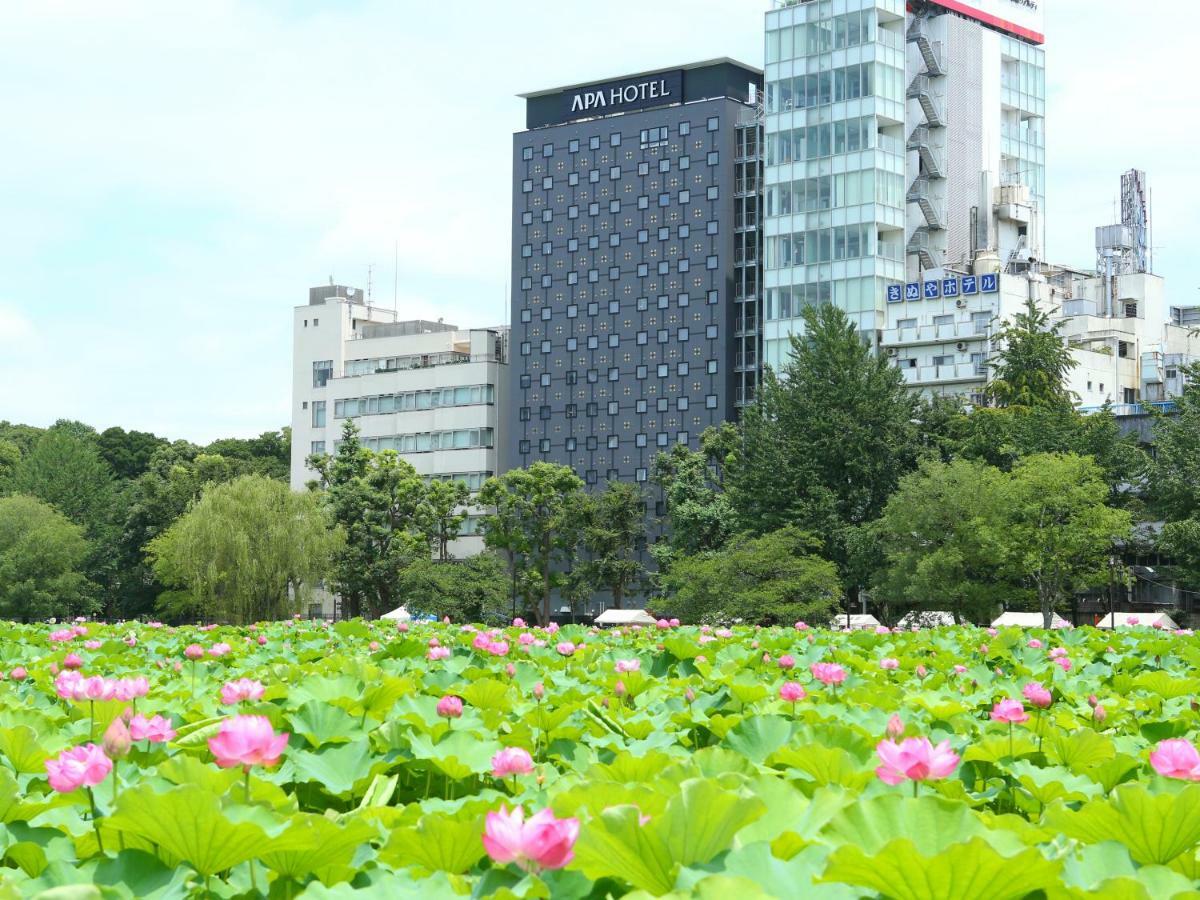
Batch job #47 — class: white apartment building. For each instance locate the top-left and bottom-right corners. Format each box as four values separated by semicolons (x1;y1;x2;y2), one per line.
290;284;507;557
762;0;1045;362
880;262;1200;409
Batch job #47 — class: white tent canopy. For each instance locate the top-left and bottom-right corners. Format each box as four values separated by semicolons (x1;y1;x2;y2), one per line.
380;606;412;621
1095;611;1178;630
991;612;1071;629
594;608;657;626
897;611;958;628
830;614;882;631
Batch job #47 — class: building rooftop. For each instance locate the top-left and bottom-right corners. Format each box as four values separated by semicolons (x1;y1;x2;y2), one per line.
518;58;762;99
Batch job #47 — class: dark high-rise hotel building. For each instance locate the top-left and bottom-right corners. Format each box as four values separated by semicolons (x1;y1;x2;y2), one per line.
505;60;763;588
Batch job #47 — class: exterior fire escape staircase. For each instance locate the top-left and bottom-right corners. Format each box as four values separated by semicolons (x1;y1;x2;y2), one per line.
905;13;948;272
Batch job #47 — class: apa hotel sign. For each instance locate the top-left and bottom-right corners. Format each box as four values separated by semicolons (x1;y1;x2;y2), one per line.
570;76;677;114
531;69;685;127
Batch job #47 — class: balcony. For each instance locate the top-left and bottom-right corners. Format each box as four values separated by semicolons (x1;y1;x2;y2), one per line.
734;352;758;371
897;362;988;386
735;316;759;336
735;176;759;195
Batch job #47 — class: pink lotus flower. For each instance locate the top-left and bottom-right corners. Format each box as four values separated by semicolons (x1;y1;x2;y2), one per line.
779;682;806;703
915;665;928;679
1150;739;1200;781
208;643;232;658
1027;639;1043;649
991;698;1029;724
368;641;381;652
1049;647;1068;659
505;663;516;677
113;677;149;702
492;747;535;778
184;644;204;660
875;625;891;634
427;646;451;661
1022;682;1052;709
655;619;670;630
45;743;112;793
795;621;809;631
513;618;526;627
257;635;267;645
129;714;176;743
533;683;545;700
778;655;796;670
208;715;288;770
220;678;265;706
1055;656;1072;672
487;641;510;657
483;805;580;873
555;642;576;657
10;666;27;681
986;628;997;636
953;665;967;675
63;653;84;670
879;658;899;671
886;714;905;738
102;716;132;759
615;659;641;674
1127;616;1140;626
518;632;536;646
810;662;847;686
875;737;960;785
1093;705;1107;723
49;630;74;643
437;695;463;719
83;641;101;651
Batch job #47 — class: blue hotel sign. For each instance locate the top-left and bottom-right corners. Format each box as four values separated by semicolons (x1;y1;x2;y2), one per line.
887;273;998;303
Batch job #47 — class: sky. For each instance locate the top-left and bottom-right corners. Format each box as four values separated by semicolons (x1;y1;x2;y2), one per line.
1;0;1195;443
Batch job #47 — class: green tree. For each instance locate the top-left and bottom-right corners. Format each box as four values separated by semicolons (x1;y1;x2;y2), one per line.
96;427;167;481
725;303;920;581
651;441;736;574
204;429;291;481
308;421;430;619
1148;363;1200;585
149;475;337;624
0;440;20;491
115;443;249;619
395;554;511;623
421;479;470;562
0;495;95;622
1003;453;1132;628
872;459;1015;625
577;480;646;609
985;298;1078;409
475;475;532;622
0;421;44;457
655;526;841;625
9;424;123;614
478;462;585;626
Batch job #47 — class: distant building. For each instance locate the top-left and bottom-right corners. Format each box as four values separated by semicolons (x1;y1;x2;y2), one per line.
879;170;1200;413
290;283;507;560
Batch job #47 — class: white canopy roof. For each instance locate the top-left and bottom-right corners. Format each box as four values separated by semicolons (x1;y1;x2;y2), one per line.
897;611;958;628
830;614;882;630
594;608;657;626
1095;611;1178;630
380;606;412;621
991;612;1072;629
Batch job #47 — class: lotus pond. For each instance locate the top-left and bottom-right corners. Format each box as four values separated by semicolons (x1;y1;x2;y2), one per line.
2;617;1200;898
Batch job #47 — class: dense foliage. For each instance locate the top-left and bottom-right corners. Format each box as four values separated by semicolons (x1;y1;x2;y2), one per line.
2;618;1200;897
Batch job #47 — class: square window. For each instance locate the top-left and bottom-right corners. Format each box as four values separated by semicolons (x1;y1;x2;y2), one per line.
569;138;579;153
540;306;551;320
679;155;690;170
638;161;649;176
707;289;718;304
657;397;669;412
520;309;531;323
608;435;619;449
636;468;648;482
520;374;532;388
566;437;577;451
636;365;648;379
706;185;719;199
540;372;551;387
705;394;718;409
608;333;620;347
522;147;533;161
679;121;691;135
587;335;599;350
542;143;553;157
610;133;621;146
589;135;600;150
678;327;689;341
657;432;669;447
637;195;649;210
519;439;531;454
609;301;620;315
677;397;688;411
609;199;621;213
706;117;718;131
706;360;718;374
679;189;690;204
608;367;619;381
706;324;718;338
586;469;598;485
540;439;551;452
542;176;553;189
637;263;649;276
706;220;719;235
607;400;619;415
677;362;689;375
657;363;669;377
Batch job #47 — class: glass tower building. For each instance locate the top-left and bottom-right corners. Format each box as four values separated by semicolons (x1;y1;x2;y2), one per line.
763;0;1046;363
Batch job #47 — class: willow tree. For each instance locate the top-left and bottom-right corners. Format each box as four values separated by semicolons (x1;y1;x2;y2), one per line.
150;474;338;623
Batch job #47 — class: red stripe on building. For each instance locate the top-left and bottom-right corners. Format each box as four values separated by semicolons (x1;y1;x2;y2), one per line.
929;0;1045;45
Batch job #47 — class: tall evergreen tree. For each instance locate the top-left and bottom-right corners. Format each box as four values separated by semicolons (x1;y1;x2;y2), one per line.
724;303;920;581
984;298;1078;409
577;480;647;609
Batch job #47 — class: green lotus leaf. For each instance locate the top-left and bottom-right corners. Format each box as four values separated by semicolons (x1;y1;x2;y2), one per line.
1045;784;1200;866
288;739;378;796
378;812;485;874
288;700;365;747
259;813;376;882
822;836;1061;900
723;715;791;764
1046;728;1116;772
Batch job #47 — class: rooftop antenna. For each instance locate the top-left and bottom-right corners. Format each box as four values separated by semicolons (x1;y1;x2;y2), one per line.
367;265;373;305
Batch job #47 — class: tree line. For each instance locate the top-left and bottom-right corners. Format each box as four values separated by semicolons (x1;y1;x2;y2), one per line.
4;298;1199;627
